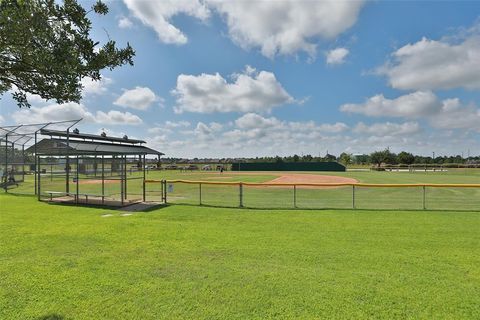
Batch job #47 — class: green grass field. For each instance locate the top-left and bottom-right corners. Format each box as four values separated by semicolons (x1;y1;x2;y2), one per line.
11;168;480;210
1;170;479;319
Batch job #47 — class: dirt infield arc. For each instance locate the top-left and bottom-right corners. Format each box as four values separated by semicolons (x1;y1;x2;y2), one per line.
76;173;357;186
264;173;357;185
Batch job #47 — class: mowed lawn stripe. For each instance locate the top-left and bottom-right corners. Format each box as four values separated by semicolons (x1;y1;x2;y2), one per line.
1;194;479;319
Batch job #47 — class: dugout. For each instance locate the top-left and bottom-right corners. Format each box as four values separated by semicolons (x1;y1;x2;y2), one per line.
26;128;163;207
231;162;346;172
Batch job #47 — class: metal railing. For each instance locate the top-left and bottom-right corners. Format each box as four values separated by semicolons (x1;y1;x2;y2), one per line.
145;180;480;211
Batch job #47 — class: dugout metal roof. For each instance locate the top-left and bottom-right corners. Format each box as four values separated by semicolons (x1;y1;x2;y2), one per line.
26;138;163;156
40;129;146;144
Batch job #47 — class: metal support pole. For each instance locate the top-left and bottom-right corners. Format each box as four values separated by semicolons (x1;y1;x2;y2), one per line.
163;180;167;204
102;155;105;204
422;185;426;210
293;185;297;208
123;156;127;200
352;185;356;209
199;183;202;205
66;128;70;194
22;144;25;182
239;183;243;208
4;134;8;191
142;155;146;202
161;179;164;203
76;156;79;204
37;156;41;200
120;157;124;205
34;132;37;194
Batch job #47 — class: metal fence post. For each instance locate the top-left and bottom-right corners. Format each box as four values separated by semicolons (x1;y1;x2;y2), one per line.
142;155;146;202
352;185;356;209
163;180;167;204
239;183;243;208
199;183;202;205
293;185;297;208
422;185;426;210
76;156;79;204
37;155;41;200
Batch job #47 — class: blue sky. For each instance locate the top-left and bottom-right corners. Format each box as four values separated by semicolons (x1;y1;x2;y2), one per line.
2;0;480;158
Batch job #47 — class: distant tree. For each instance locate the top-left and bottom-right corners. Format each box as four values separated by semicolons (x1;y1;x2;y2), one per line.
353;154;369;165
292;154;300;162
0;0;135;108
397;151;415;165
338;152;352;165
370;149;395;167
323;153;337;162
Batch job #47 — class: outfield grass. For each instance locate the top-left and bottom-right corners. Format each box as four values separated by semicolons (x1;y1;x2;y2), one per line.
1;193;479;319
10;169;480;210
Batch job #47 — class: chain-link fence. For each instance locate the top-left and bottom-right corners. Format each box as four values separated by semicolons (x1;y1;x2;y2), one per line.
36;156;145;206
145;180;480;211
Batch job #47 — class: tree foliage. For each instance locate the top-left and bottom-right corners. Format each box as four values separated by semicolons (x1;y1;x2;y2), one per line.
397;151;415;165
0;0;135;107
370;149;395;167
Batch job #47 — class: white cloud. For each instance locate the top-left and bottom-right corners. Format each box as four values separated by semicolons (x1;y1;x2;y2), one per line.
429;98;480;131
12;102;95;124
235;113;280;129
147;113;480;158
118;16;133;29
12;102;142;125
211;0;365;58
81;76;113;96
172;66;295;113
94;110;143;125
165;120;191;128
0;114;4;124
123;0;210;44
341;92;480;131
326;47;349;65
379;34;480;90
289;121;349;133
114;86;158;110
354;122;421;136
340;91;439;118
122;0;365;57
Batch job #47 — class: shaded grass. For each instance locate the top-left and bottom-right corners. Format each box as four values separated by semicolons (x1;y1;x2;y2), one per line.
1;193;480;319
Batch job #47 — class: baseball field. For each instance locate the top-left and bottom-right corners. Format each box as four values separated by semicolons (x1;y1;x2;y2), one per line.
1;169;480;319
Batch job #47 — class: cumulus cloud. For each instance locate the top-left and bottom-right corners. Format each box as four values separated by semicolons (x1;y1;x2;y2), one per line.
94;110;143;125
165;120;191;128
211;0;365;58
341;92;480;131
354;121;421;136
326;47;349;65
235;113;281;129
123;0;210;44
118;16;133;29
122;0;365;57
12;102;142;125
340;91;439;118
114;86;158;110
172;66;295;113
148;113;479;158
81;76;113;96
429;98;480;131
378;34;480;90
